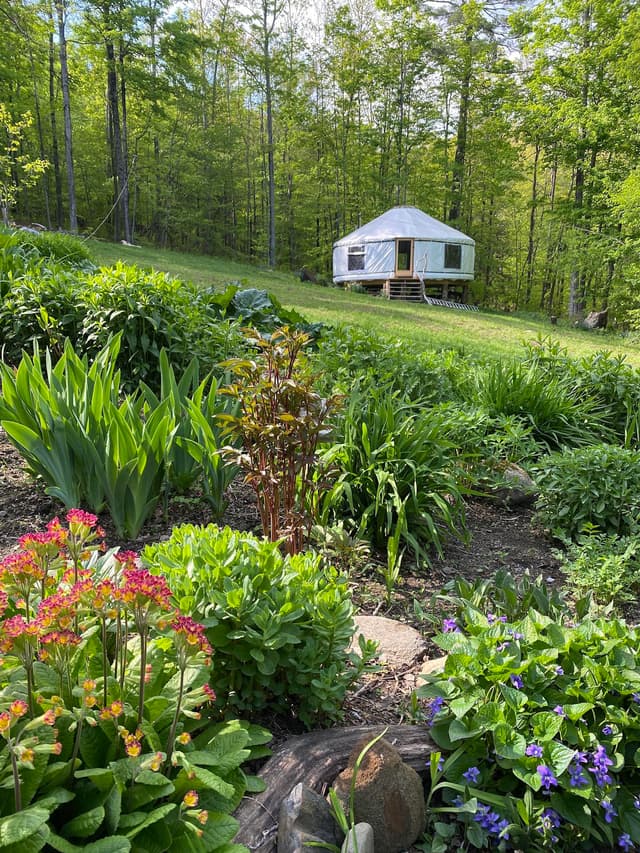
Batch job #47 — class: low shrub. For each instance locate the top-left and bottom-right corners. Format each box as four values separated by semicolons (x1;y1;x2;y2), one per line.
533;444;640;540
142;524;377;728
0;511;266;851
320;387;467;564
418;583;640;851
557;531;640;608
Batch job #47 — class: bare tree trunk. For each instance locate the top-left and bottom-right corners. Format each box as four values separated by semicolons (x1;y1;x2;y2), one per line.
524;143;540;308
54;0;77;232
48;14;63;228
263;0;277;267
106;38;130;242
448;27;472;224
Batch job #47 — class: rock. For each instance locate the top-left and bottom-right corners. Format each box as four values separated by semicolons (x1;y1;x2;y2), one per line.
582;308;608;330
351;615;426;667
420;655;447;676
331;738;426;853
342;823;374;853
278;783;343;853
490;463;537;507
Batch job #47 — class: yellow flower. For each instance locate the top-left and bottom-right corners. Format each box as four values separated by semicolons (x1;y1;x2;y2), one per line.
183;790;198;808
176;732;191;745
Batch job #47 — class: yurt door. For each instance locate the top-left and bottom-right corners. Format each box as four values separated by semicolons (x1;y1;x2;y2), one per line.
395;239;414;276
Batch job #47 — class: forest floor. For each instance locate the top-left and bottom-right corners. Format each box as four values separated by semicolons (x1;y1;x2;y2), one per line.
0;428;564;736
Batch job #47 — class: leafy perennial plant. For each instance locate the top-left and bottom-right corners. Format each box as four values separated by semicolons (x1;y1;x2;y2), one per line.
418;593;640;851
0;510;262;852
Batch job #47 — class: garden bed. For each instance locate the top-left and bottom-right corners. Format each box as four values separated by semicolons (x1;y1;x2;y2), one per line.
0;427;564;733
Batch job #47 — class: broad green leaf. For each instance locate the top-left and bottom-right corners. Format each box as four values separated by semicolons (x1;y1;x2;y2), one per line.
493;724;526;759
0;809;50;845
60;806;105;839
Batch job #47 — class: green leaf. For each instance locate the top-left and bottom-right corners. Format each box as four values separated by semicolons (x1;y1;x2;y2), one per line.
0;809;50;846
60;806;105;839
549;792;592;830
122;804;177;839
493;724;526;759
47;833;132;853
547;741;576;776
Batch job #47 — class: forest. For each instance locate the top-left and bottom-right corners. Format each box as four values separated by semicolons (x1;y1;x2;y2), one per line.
2;0;640;320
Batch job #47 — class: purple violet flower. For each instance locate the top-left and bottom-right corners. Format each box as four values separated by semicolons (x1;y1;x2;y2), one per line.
526;743;544;758
601;799;618;824
602;725;613;735
426;696;445;726
541;809;561;829
568;760;589;788
442;618;459;633
619;833;634;850
555;666;564;675
537;764;559;792
463;766;481;784
633;693;640;705
589;744;614;787
510;673;524;689
553;705;566;717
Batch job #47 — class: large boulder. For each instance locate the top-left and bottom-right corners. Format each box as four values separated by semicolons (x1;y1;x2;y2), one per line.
490;463;537;507
331;737;426;853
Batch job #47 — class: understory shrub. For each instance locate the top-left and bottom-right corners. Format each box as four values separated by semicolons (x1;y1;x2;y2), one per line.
0;510;266;851
557;532;640;608
461;359;612;453
142;524;377;728
320;387;467;564
533;444;640;540
7;228;94;267
418;582;640;851
313;325;461;405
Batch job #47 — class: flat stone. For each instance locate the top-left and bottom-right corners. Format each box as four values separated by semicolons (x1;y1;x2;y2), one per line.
351;615;426;667
420;655;447;676
278;783;343;853
342;823;374;853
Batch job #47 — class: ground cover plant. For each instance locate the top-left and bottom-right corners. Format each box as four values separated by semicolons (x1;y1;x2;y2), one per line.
142;524;377;728
418;575;640;852
0;509;266;852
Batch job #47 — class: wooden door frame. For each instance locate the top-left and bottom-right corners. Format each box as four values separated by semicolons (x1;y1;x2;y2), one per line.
395;238;414;276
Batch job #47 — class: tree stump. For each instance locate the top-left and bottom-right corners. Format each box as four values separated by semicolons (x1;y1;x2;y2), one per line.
233;724;435;852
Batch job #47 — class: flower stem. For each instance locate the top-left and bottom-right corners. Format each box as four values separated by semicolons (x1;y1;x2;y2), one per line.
165;667;185;765
10;744;22;811
137;630;148;726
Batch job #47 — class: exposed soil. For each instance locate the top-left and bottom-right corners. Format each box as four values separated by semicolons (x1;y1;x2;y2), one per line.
0;428;563;733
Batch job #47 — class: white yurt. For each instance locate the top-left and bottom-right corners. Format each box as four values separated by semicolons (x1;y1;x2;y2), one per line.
332;205;475;301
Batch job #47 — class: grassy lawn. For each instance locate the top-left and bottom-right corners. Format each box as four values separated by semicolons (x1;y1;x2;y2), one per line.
89;239;640;365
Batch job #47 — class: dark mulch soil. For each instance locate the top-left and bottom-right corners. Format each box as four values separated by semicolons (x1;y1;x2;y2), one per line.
0;428;564;731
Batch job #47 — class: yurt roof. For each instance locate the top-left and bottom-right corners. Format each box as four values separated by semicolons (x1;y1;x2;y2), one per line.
333;205;475;247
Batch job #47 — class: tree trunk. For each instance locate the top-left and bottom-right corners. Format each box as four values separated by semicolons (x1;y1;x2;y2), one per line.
524;144;540;308
263;2;276;268
48;13;63;228
55;0;77;232
106;38;130;242
448;27;472;224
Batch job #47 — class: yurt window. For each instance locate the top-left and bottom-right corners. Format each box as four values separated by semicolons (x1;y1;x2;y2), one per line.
348;245;365;271
444;243;462;269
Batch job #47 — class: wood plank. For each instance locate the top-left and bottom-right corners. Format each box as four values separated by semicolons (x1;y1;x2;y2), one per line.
233;724;435;852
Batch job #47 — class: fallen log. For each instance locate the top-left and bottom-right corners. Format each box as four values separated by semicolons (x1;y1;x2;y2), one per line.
233;724;434;852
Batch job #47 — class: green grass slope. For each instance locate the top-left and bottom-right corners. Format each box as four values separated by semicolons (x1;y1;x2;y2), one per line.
89;240;640;365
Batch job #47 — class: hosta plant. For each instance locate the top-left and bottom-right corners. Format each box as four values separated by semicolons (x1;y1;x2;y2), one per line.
0;510;266;852
417;586;640;851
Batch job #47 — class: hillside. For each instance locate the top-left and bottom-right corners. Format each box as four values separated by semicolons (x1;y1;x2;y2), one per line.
89;240;640;366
